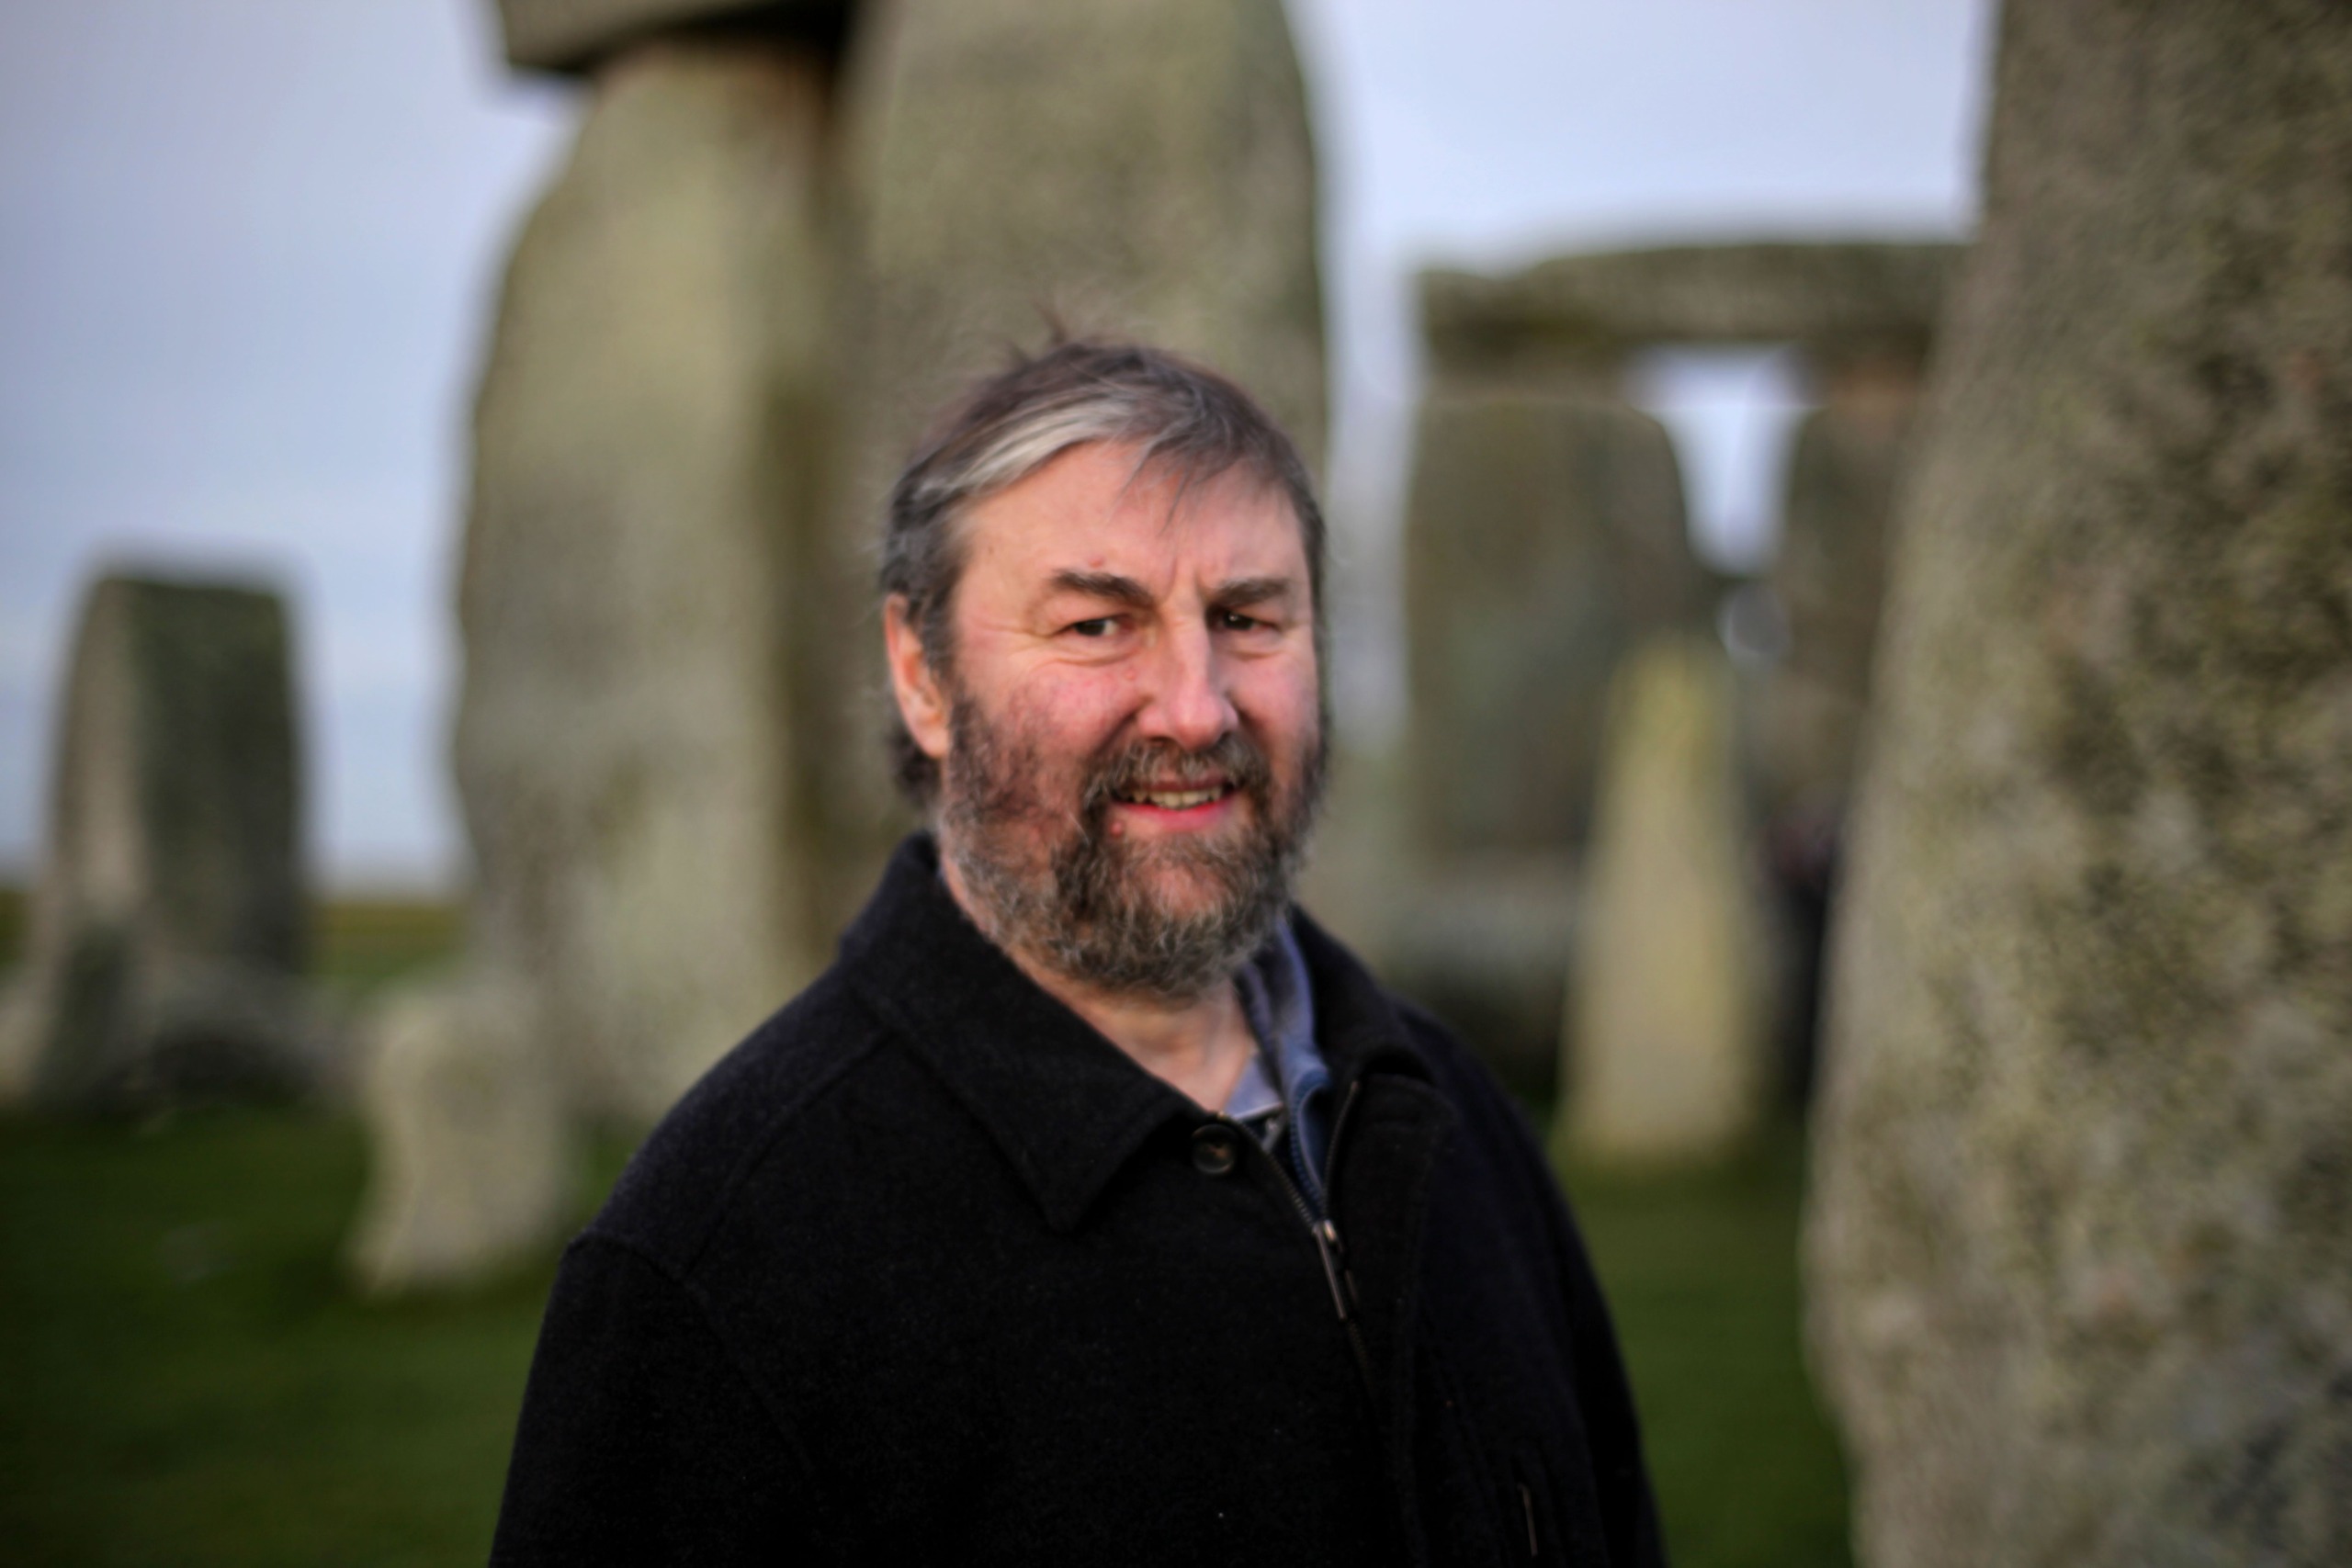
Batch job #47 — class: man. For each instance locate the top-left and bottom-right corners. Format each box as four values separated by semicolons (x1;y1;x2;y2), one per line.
492;342;1666;1566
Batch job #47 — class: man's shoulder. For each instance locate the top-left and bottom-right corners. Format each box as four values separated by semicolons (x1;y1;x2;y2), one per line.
579;964;907;1278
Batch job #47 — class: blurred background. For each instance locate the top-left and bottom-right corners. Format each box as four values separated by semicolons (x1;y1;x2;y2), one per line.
0;0;1989;893
15;4;2337;1567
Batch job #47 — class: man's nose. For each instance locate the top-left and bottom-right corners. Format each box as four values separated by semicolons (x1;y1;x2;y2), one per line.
1136;622;1237;752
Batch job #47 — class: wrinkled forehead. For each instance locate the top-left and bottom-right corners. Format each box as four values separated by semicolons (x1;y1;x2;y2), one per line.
964;443;1306;581
969;441;1303;560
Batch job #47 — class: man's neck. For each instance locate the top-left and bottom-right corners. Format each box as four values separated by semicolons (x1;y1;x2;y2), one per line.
940;852;1258;1112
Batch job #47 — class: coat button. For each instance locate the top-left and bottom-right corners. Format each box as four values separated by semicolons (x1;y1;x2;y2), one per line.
1191;1124;1239;1176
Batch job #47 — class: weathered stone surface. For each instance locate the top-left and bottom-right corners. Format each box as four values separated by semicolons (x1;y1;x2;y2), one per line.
810;0;1327;918
348;975;572;1293
1807;5;2352;1564
1557;636;1762;1166
0;574;321;1111
1404;390;1703;856
1423;241;1963;381
840;0;1323;474
1758;351;1924;817
448;40;829;1123
493;0;846;74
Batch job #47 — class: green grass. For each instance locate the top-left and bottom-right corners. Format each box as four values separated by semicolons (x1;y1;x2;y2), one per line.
1565;1132;1854;1568
0;1112;632;1568
0;1104;1850;1567
310;897;464;1004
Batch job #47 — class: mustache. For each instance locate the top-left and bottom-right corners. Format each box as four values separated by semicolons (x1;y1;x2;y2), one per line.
1076;731;1275;818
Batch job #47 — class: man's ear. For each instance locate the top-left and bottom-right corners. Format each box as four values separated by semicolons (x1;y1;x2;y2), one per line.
883;595;953;763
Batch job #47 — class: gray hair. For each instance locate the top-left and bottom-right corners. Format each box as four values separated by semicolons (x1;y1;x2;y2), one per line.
880;340;1326;802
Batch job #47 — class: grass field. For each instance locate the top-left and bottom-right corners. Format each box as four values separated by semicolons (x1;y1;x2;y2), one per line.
0;892;1852;1565
1562;1138;1853;1568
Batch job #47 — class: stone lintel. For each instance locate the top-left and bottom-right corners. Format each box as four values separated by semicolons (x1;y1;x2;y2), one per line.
1421;240;1967;376
492;0;848;74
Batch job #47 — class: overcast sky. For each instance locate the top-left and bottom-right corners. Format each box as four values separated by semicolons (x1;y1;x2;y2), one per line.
0;0;1995;888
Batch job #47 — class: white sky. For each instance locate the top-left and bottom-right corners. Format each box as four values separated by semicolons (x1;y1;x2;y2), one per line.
0;0;1995;888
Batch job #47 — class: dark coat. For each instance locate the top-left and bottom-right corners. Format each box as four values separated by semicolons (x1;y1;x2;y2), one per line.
492;835;1666;1567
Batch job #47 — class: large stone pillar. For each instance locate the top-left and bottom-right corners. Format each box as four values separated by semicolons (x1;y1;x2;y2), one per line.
351;23;838;1288
1759;348;1923;822
1404;389;1700;858
1380;384;1701;1089
452;40;830;1126
1807;5;2352;1564
1558;635;1763;1167
1758;346;1927;1108
812;0;1328;921
0;574;320;1111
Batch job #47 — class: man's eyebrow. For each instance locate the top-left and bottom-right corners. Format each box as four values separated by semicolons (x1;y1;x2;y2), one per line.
1211;575;1298;608
1045;570;1156;609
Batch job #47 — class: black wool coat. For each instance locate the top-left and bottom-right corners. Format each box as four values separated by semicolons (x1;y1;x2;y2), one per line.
492;835;1667;1567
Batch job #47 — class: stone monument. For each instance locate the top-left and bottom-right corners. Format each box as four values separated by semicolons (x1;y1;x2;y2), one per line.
1404;389;1698;858
1413;241;1962;839
1807;4;2352;1562
1384;242;1956;1093
0;573;320;1111
1759;344;1931;1105
1556;634;1763;1167
1760;347;1925;821
348;976;571;1293
449;37;831;1124
351;13;842;1286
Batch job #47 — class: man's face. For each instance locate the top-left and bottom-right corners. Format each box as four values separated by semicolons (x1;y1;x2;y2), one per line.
885;440;1326;1001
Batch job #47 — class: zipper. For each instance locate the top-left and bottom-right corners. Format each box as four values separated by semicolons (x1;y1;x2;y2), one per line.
1322;1077;1365;1199
1222;1074;1376;1403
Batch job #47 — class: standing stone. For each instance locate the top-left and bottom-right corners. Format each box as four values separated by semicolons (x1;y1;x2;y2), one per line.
1807;5;2352;1564
1759;349;1923;819
350;33;836;1288
1404;389;1703;856
348;975;571;1293
1557;635;1763;1167
449;39;829;1126
0;574;319;1111
1374;387;1702;1089
1757;349;1925;1109
810;0;1327;919
841;0;1323;479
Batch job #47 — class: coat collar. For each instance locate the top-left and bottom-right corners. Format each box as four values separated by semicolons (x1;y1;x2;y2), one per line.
837;834;1430;1234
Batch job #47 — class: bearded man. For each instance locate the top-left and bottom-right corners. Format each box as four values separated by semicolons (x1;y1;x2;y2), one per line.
491;342;1666;1567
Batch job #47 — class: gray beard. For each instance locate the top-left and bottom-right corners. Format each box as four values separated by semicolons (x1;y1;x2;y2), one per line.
937;694;1324;1005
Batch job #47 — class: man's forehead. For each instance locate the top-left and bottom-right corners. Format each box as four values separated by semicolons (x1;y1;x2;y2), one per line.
965;443;1305;573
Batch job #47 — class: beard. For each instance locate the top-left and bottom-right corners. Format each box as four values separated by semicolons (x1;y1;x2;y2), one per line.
937;692;1326;1005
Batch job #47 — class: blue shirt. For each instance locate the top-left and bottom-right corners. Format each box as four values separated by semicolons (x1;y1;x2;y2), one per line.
1223;921;1333;1211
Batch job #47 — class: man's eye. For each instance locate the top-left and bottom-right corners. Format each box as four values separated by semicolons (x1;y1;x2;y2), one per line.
1216;609;1264;632
1068;617;1115;637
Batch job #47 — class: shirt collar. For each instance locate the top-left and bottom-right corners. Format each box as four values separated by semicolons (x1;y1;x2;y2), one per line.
837;834;1425;1233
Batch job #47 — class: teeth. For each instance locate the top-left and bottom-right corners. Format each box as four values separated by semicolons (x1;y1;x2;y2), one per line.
1124;787;1223;808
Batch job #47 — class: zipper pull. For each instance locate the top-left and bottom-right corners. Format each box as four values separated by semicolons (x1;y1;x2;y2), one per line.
1313;1218;1363;1319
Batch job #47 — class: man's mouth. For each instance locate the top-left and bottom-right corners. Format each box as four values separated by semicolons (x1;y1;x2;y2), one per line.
1111;782;1236;810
